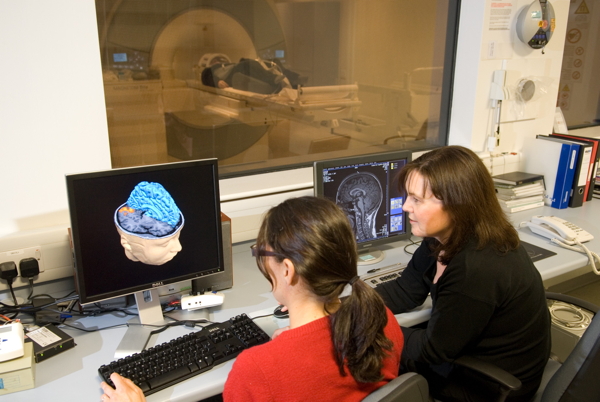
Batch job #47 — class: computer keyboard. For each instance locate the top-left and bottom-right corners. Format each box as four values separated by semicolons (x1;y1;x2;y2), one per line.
360;263;406;288
98;313;270;396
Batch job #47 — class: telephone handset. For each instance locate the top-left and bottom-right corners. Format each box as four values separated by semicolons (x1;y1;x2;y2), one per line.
525;215;594;245
522;215;599;275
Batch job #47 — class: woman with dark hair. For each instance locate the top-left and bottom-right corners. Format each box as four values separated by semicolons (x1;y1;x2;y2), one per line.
376;145;550;402
101;196;403;402
223;196;404;400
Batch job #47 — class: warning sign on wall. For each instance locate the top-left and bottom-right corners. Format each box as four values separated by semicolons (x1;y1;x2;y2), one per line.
558;0;598;124
559;0;593;89
575;0;590;14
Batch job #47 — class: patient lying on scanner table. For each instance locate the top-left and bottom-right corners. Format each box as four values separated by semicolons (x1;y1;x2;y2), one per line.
200;58;304;94
192;55;359;125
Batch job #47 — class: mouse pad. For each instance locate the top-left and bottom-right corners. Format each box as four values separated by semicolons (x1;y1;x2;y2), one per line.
521;240;557;262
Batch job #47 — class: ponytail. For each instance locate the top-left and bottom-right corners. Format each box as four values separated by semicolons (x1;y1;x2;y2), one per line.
329;278;393;383
257;196;394;383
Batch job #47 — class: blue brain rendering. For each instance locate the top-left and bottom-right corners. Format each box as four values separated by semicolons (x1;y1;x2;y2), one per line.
116;182;182;237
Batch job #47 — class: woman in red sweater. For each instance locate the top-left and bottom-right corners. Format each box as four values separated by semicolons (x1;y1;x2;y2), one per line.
101;196;403;402
223;196;404;401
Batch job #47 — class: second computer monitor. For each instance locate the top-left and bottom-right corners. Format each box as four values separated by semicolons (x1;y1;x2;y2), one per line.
314;151;411;264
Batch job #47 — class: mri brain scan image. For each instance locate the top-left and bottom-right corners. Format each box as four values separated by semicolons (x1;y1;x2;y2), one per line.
114;181;184;265
336;172;382;241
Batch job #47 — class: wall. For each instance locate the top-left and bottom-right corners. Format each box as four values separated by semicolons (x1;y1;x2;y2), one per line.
0;0;595;295
0;0;111;237
450;0;571;152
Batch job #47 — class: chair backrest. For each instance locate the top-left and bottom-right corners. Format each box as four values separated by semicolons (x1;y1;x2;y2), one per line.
541;308;600;401
362;372;429;402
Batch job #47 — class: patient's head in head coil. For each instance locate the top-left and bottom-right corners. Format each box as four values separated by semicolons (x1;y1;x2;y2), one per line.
336;172;382;241
114;181;184;265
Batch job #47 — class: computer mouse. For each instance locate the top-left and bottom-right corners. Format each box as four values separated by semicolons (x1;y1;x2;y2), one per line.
273;305;289;319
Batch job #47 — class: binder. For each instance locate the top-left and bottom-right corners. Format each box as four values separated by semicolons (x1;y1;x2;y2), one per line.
536;136;579;209
543;135;592;208
524;137;578;209
552;133;600;202
551;133;597;202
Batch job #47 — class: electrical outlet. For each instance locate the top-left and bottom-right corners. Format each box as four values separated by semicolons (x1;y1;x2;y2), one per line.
0;246;44;274
479;152;521;176
0;226;73;291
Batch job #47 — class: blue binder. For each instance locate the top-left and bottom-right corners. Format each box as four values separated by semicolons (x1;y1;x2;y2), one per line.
535;136;579;209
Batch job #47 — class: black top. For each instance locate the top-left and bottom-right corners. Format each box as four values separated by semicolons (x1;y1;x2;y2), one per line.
377;238;551;399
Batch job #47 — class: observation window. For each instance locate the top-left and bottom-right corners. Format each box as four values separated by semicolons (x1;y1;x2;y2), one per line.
95;0;459;177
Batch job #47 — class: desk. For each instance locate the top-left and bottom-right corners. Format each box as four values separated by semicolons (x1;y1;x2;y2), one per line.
11;201;600;401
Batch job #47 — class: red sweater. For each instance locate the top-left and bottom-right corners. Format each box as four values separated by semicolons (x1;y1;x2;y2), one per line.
223;308;403;402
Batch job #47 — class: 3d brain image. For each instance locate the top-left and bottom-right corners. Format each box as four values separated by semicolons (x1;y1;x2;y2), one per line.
336;172;382;241
119;181;182;236
114;181;184;265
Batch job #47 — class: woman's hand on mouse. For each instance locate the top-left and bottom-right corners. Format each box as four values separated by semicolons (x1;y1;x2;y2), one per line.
272;326;290;339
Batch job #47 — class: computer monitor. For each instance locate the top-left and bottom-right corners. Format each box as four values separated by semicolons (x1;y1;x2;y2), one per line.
314;151;412;264
66;158;225;356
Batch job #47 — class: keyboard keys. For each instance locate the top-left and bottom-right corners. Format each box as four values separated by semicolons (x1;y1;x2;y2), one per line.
98;314;269;397
360;264;406;288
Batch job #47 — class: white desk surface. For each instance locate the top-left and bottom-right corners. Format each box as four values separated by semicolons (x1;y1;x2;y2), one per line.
10;202;600;401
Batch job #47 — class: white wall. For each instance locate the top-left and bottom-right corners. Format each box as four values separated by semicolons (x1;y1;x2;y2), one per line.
0;0;595;245
0;0;111;237
449;0;572;152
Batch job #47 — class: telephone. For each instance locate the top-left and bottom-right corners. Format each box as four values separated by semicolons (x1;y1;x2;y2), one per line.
522;215;599;275
525;215;594;245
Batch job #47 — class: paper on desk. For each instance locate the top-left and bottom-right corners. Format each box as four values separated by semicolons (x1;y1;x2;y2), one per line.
26;326;61;348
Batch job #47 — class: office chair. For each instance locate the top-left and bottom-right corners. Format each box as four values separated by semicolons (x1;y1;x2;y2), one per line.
531;292;600;401
439;292;600;402
362;372;429;402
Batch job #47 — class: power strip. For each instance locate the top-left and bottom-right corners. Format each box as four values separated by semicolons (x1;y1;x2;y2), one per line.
180;292;224;311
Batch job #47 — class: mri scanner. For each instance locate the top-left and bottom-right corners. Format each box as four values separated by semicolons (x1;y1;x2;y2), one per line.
99;0;363;162
98;0;451;169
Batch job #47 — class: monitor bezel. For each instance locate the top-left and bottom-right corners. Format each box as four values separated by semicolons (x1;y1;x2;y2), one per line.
66;158;224;305
313;150;412;254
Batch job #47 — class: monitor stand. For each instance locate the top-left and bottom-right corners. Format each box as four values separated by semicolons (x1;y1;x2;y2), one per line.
357;249;385;265
114;289;170;359
113;289;213;359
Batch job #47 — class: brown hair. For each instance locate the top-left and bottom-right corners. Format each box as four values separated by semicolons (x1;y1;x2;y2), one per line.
255;196;393;383
398;146;519;264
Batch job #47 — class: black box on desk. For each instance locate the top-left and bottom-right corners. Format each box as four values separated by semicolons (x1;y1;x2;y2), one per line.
26;324;76;363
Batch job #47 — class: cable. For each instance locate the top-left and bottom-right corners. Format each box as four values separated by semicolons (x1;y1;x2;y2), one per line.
60;321;141;333
19;257;40;301
251;313;275;321
146;318;212;337
0;261;19;306
403;237;423;255
550;237;600;275
0;293;80;317
27;278;36;300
